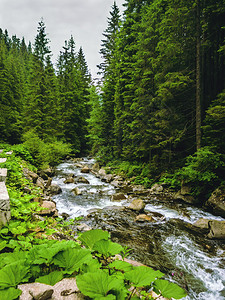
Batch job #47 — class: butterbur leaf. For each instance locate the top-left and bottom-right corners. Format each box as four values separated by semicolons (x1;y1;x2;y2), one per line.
125;266;164;287
53;248;93;274
76;270;124;298
96;295;116;300
0;287;22;300
1;252;27;267
93;240;124;256
108;260;134;272
0;261;30;289
78;229;110;249
153;279;187;299
81;258;101;273
36;271;64;286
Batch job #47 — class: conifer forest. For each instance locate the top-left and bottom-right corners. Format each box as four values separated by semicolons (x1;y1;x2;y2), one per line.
1;0;225;198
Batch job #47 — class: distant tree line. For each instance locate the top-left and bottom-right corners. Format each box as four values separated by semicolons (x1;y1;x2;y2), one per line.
0;20;91;154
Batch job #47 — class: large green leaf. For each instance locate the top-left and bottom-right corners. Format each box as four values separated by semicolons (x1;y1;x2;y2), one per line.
76;270;124;298
153;279;187;299
96;295;116;300
36;271;64;286
28;241;79;265
81;258;102;273
124;266;164;287
108;260;134;272
0;261;30;289
93;240;124;257
1;252;27;267
78;229;110;250
0;287;22;300
53;248;93;274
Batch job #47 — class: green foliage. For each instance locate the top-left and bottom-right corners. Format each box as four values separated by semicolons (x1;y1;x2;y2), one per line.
93;240;124;257
22;130;71;168
125;266;164;288
0;287;22;300
53;248;93;274
0;261;29;289
35;271;64;286
78;229;110;250
76;270;124;299
153;279;187;299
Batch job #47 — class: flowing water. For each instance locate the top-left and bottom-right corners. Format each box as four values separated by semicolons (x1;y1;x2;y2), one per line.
52;158;225;300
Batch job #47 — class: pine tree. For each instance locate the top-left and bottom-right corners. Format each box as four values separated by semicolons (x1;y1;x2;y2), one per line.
96;1;121;158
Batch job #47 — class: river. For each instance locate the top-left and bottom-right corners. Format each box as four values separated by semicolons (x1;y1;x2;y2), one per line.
52;158;225;300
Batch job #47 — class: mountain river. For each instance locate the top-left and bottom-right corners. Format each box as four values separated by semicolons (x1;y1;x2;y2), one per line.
52;158;225;300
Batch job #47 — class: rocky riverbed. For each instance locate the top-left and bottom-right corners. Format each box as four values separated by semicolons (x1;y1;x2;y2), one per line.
23;158;225;300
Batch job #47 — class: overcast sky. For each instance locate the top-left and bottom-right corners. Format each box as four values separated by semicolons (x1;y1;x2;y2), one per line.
0;0;125;78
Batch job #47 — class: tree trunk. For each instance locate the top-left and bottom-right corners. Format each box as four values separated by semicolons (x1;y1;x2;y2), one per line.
196;0;201;150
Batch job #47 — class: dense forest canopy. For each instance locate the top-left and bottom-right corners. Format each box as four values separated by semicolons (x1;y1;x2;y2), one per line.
1;0;225;196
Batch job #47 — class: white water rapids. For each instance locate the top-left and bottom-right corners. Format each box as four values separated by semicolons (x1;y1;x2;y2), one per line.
52;158;225;300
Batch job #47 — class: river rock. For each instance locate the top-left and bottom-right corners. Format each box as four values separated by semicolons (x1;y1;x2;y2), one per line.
103;174;114;183
128;199;145;211
174;182;198;204
205;188;225;218
135;214;154;222
45;177;52;189
132;185;149;195
39;200;57;216
77;176;90;184
47;184;62;195
23;168;39;183
36;177;45;190
81;166;90;173
174;190;196;204
111;192;127;201
98;168;107;177
52;278;85;300
18;282;54;300
72;187;82;195
77;223;92;232
149;183;164;193
208;220;225;239
64;177;75;184
193;218;211;230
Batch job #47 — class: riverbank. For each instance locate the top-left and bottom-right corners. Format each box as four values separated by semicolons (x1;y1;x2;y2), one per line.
50;158;225;300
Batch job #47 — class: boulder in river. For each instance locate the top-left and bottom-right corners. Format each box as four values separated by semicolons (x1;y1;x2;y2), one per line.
81;166;90;173
128;199;145;212
77;176;90;184
111;192;127;201
72;187;82;195
98;168;107;177
205;188;225;218
208;220;225;239
47;184;62;195
135;214;154;222
64;177;75;184
193;218;211;230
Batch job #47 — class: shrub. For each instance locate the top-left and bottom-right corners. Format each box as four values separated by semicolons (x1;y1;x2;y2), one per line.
22;130;71;169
